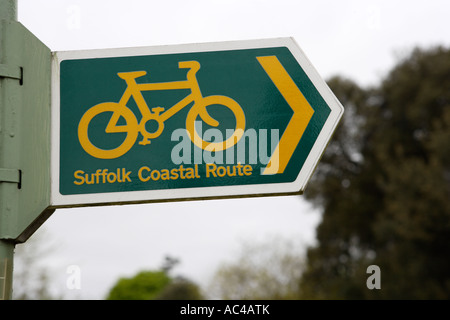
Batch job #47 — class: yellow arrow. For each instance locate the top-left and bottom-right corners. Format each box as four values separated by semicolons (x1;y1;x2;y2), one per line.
257;56;314;175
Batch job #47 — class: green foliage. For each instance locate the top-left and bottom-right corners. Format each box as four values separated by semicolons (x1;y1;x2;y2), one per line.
106;270;171;300
156;277;204;300
105;256;205;300
301;46;450;299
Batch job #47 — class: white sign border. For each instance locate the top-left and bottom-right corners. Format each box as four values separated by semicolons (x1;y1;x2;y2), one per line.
50;37;344;207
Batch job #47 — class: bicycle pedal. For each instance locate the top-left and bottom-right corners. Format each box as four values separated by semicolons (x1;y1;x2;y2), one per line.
139;138;151;146
151;107;165;114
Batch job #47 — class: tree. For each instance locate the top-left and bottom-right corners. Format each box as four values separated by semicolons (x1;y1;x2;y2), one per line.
208;236;305;300
156;277;204;300
105;256;204;300
106;270;171;300
13;229;63;300
300;46;450;299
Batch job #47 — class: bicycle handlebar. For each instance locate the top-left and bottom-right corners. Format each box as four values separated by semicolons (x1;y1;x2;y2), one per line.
117;71;147;80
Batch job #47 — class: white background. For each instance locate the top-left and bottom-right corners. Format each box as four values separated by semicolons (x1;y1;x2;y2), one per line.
15;0;450;299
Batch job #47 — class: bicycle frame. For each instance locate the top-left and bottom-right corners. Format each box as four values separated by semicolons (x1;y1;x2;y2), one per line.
126;62;210;119
78;60;245;159
106;61;217;145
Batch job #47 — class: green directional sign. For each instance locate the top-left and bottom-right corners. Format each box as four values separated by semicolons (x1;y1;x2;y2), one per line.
51;38;344;207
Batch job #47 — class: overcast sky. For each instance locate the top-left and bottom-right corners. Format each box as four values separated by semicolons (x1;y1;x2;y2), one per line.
14;0;450;299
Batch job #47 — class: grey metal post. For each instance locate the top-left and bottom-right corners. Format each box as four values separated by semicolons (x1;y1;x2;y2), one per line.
0;0;17;300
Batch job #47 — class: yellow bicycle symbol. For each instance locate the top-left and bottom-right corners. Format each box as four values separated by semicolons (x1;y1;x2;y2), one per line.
78;61;246;159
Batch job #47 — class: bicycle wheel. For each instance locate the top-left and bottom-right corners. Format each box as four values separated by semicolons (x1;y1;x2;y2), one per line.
186;95;245;151
78;102;139;159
